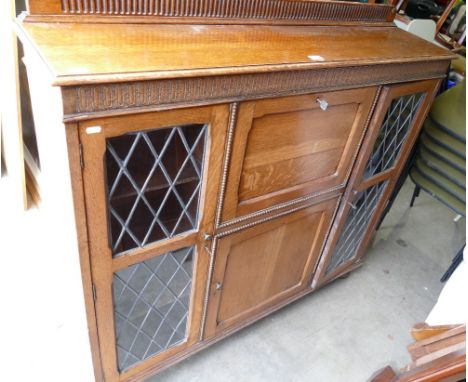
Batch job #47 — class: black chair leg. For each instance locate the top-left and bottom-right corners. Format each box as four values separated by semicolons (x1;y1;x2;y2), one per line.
441;244;465;282
410;185;421;208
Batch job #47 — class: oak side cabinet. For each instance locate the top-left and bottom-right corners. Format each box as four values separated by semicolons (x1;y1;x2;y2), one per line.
16;1;454;381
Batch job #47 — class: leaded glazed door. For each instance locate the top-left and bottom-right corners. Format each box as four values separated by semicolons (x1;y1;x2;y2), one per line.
79;105;229;381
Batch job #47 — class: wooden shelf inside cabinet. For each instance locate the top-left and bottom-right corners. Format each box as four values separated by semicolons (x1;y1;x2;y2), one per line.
15;2;454;381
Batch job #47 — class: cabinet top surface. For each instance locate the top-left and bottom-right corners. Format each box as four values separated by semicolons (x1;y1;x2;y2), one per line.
18;22;453;86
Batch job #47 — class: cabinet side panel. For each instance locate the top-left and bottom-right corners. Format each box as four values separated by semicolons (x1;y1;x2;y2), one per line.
18;45;98;381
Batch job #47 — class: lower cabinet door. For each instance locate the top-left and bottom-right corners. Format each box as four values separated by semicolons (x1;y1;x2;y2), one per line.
204;197;339;338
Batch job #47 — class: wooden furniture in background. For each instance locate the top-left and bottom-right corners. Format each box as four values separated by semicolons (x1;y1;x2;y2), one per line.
370;324;466;382
436;0;458;35
15;1;454;381
1;0;41;207
411;323;461;341
0;0;27;208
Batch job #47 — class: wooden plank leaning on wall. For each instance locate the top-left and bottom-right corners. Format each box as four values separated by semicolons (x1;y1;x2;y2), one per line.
0;0;28;209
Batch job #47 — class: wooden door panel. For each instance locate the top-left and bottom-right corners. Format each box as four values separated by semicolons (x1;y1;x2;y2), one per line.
218;211;321;321
222;87;378;223
239;103;358;200
205;196;339;337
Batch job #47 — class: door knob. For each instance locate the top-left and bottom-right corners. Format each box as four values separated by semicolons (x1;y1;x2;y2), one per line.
316;98;328;111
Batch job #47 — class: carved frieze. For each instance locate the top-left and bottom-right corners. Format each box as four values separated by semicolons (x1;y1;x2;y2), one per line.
62;60;449;120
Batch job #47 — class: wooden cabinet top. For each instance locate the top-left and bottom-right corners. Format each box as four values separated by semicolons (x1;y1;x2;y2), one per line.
18;21;453;86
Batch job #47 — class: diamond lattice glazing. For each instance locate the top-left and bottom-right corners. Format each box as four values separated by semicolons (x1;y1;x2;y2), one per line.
113;247;194;371
326;181;388;274
105;124;207;256
364;93;425;179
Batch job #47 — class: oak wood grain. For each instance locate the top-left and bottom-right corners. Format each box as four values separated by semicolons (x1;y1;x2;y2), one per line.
205;197;339;337
221;87;377;222
17;22;453;85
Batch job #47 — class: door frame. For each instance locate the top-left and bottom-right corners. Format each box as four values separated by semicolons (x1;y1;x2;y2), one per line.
312;79;442;289
79;104;229;381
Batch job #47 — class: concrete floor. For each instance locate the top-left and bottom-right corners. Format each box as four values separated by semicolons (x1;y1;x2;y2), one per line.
148;181;465;382
1;175;463;382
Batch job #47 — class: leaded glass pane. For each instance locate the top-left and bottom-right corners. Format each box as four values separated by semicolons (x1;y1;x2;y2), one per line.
364;93;425;179
326;181;388;275
105;124;207;256
113;247;194;372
